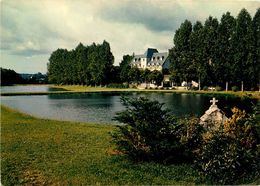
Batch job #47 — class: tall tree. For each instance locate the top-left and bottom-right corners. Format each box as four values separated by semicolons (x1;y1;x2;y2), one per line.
190;21;205;89
232;8;254;90
253;8;260;91
202;16;219;86
216;12;236;90
170;20;193;84
119;54;133;83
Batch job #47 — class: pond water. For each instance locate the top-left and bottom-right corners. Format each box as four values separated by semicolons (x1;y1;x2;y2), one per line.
1;91;256;124
0;85;67;93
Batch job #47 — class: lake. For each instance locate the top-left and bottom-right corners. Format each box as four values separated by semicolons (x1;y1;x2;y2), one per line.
0;85;67;93
1;87;256;124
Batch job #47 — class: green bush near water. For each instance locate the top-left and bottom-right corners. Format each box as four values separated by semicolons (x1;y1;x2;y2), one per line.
112;97;204;163
113;97;260;184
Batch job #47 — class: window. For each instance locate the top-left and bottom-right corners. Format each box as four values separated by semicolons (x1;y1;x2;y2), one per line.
153;57;155;61
138;58;141;61
135;58;137;62
157;56;160;60
162;56;164;60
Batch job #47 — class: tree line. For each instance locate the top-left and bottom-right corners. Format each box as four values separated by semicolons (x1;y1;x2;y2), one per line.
48;42;165;87
0;68;47;85
48;41;114;86
169;8;260;91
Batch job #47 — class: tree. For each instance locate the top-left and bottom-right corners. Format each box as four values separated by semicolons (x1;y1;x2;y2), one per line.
128;67;141;83
202;16;219;86
148;70;163;86
112;97;180;162
190;21;205;89
232;8;254;90
253;8;260;91
119;54;133;83
47;41;114;86
140;69;151;83
169;20;193;84
216;12;236;90
0;68;24;85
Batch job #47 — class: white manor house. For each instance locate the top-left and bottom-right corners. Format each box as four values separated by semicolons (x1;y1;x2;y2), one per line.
131;48;170;71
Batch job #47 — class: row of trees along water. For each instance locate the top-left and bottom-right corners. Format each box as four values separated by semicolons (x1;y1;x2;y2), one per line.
48;41;114;85
48;8;259;90
48;41;164;86
169;8;260;90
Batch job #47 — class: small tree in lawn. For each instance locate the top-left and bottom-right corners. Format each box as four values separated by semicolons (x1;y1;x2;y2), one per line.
112;97;203;163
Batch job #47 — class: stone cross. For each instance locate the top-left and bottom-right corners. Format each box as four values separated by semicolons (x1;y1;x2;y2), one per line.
210;97;218;105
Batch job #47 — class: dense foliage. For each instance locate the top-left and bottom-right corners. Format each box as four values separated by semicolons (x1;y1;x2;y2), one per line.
0;68;23;85
169;8;260;90
47;41;114;85
112;97;203;163
113;96;260;184
196;107;260;184
0;68;48;85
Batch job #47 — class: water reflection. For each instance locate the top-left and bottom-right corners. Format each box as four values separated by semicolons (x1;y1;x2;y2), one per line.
1;92;256;124
0;85;67;93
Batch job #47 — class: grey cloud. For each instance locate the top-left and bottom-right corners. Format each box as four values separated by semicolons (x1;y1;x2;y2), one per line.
98;0;259;33
0;1;63;57
12;48;50;56
99;1;192;33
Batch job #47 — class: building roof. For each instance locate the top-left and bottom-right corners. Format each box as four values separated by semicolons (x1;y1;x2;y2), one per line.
131;48;169;67
144;48;158;58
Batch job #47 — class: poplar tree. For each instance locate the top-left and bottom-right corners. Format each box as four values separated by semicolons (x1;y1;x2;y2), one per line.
232;8;254;91
253;8;260;91
216;12;236;90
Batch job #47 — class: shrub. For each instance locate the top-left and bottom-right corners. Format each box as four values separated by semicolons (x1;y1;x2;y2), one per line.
190;87;199;91
216;86;222;91
107;83;129;88
203;86;208;91
112;97;202;163
232;86;239;92
196;107;260;184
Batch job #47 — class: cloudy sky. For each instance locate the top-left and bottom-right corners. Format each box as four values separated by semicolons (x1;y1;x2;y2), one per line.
1;0;259;73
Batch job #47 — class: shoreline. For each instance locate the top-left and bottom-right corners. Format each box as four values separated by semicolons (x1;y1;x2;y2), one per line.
1;85;259;99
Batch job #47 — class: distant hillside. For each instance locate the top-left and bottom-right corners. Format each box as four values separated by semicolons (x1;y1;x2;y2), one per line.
1;68;48;85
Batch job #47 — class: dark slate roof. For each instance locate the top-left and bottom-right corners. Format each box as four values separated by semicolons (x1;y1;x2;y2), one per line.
144;48;158;58
147;52;168;66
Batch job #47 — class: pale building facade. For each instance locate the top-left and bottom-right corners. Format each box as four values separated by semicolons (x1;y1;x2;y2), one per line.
131;48;170;71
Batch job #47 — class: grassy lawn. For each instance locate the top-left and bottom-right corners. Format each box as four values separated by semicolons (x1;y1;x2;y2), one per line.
1;105;202;185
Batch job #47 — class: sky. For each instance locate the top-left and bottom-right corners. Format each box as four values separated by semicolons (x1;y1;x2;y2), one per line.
0;0;259;74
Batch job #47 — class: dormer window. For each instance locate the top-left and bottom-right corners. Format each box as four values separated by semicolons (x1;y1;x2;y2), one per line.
138;58;141;61
153;57;155;61
157;56;160;60
135;58;137;62
162;56;164;60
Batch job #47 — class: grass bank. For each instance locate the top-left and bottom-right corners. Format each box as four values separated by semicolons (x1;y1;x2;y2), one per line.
1;85;259;99
1;105;202;185
55;85;260;99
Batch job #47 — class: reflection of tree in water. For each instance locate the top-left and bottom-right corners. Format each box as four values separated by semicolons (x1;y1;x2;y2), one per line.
3;92;256;123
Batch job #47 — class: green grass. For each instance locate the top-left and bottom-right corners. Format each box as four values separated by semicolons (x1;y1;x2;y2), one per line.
1;105;202;185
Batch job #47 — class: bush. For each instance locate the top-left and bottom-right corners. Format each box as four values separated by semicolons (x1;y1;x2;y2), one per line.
216;86;222;91
203;86;208;91
190;87;199;91
232;86;239;92
196;107;260;184
107;83;129;88
112;97;202;163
